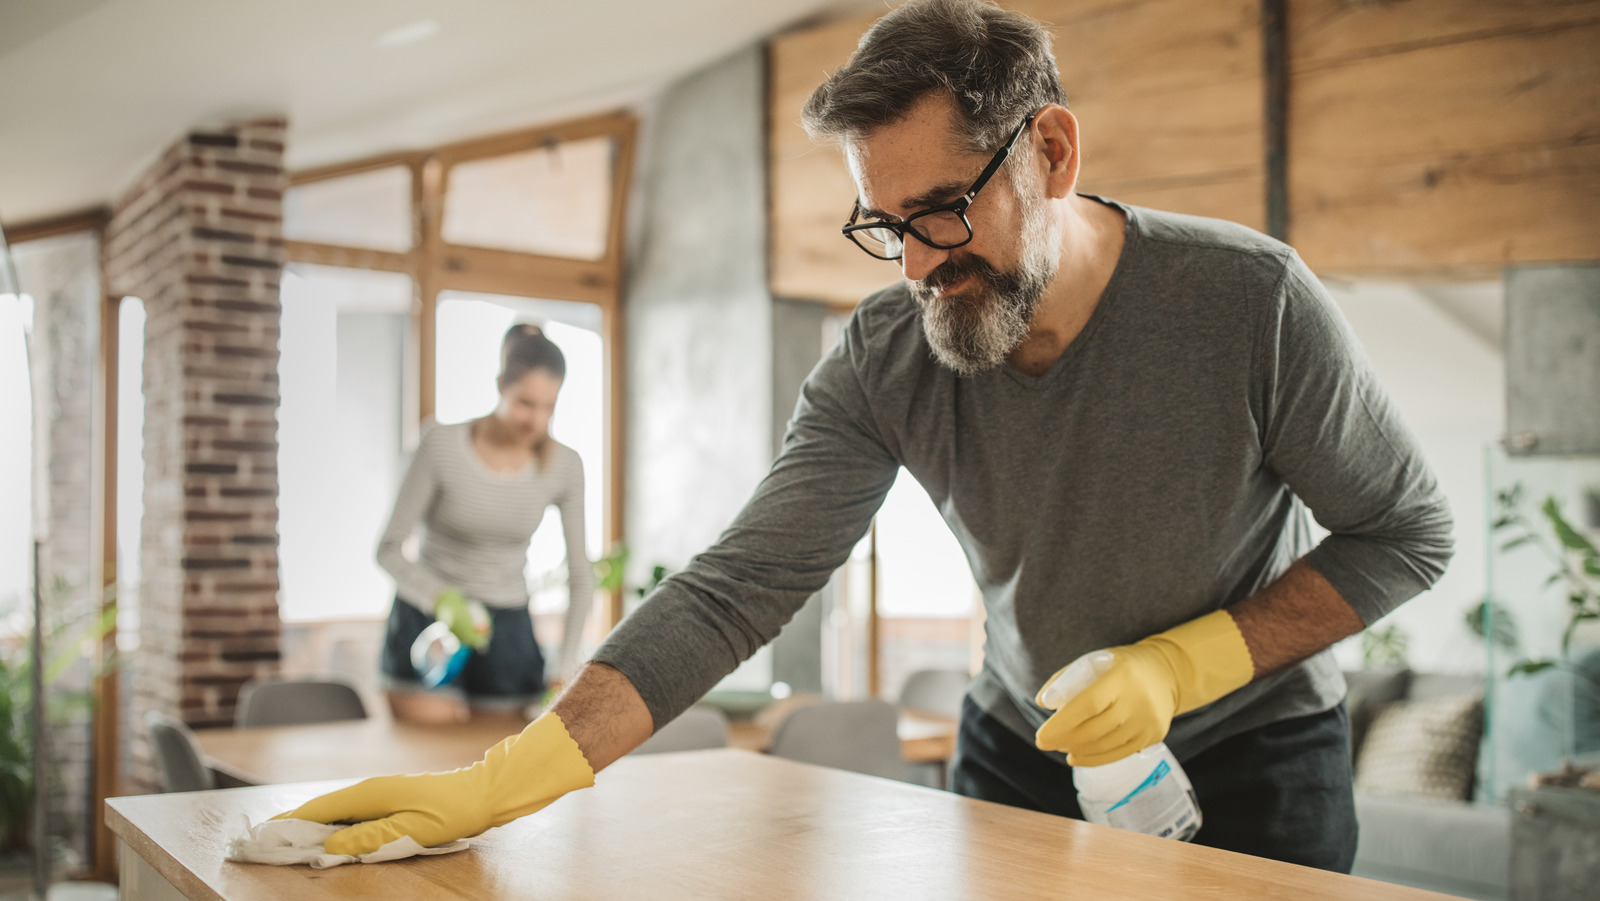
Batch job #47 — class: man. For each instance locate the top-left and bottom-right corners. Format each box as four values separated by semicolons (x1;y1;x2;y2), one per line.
286;0;1452;872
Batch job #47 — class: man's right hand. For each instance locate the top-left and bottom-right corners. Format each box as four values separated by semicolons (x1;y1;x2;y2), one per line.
279;712;594;855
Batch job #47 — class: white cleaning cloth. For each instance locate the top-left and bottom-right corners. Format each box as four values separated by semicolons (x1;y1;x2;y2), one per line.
226;816;470;869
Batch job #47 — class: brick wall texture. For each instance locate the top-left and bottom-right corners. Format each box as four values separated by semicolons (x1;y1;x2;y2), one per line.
104;119;287;790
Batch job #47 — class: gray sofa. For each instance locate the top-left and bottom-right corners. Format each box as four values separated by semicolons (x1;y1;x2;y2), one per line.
1346;669;1510;900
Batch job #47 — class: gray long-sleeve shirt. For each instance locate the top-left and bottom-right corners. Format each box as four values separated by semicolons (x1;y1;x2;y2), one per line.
593;198;1453;757
377;420;594;680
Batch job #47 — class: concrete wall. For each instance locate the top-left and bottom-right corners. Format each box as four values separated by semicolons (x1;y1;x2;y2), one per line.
624;47;777;689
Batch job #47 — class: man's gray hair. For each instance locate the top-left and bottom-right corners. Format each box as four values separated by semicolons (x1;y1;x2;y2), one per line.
801;0;1068;154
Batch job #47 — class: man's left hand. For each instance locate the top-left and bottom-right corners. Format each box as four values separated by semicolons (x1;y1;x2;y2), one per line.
1033;610;1254;767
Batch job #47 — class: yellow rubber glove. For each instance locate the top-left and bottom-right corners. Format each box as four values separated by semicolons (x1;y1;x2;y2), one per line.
1034;610;1253;767
434;588;491;651
278;712;594;855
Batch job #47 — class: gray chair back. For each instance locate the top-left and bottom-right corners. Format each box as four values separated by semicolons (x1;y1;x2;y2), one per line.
235;678;368;728
633;706;731;755
768;699;907;781
146;711;215;793
897;668;969;717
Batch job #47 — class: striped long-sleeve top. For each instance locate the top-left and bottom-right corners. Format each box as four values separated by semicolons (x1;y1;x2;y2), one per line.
376;420;593;681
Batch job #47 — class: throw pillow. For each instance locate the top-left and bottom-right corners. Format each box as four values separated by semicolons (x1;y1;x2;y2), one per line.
1354;694;1483;801
1343;668;1412;754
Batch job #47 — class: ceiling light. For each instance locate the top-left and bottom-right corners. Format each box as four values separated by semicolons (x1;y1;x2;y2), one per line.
376;19;441;48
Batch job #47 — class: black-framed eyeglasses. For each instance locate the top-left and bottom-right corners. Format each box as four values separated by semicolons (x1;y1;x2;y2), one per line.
842;113;1037;261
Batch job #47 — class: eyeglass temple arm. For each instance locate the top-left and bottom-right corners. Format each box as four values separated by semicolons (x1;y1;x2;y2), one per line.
963;113;1038;203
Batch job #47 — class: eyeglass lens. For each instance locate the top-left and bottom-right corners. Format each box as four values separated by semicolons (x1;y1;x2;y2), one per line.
852;210;972;257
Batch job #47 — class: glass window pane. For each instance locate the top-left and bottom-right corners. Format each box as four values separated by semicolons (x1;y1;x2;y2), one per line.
876;468;978;619
441;137;614;260
875;469;979;701
0;287;30;624
277;266;413;621
117;298;146;652
284;165;413;252
435;291;605;658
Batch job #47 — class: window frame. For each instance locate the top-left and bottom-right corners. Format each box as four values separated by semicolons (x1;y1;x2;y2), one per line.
284;110;637;631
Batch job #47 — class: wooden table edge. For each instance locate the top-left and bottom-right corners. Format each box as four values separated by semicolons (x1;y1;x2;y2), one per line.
107;796;228;901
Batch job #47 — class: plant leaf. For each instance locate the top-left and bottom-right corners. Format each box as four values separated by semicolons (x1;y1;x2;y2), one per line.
1544;497;1599;555
1507;659;1556;678
1500;535;1536;553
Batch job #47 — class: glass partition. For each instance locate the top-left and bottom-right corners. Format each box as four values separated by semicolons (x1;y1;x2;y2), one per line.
1481;445;1600;801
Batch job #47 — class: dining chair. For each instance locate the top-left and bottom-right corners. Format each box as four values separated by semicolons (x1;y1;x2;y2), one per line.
897;668;970;717
632;706;731;755
146;710;216;793
768;699;908;782
234;678;368;728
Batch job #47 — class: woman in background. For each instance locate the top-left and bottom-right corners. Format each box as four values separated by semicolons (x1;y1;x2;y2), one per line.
376;323;593;723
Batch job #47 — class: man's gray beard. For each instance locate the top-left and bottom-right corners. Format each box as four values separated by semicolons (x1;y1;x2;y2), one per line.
912;193;1059;377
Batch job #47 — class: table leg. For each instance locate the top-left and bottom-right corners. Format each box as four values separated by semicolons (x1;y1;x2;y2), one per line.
117;841;188;901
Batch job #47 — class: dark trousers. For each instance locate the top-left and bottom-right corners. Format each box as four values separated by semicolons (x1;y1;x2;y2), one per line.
379;596;546;701
950;696;1359;872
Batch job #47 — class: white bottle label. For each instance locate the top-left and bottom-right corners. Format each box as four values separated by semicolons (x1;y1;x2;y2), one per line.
1101;761;1199;840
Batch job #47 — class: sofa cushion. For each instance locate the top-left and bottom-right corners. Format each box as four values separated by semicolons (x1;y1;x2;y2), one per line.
1352;794;1510;900
1355;694;1484;801
1343;668;1411;753
1407;672;1484;703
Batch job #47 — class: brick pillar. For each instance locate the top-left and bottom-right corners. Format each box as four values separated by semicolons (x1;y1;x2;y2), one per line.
104;119;286;789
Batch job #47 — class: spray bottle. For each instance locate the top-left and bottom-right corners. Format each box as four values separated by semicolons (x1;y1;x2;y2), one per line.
409;595;492;689
1038;649;1203;841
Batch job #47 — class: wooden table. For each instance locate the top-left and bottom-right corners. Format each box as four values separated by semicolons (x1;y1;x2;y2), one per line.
195;717;528;786
196;708;958;786
109;749;1458;901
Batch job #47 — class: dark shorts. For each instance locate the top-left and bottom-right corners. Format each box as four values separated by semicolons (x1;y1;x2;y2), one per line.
949;696;1359;873
379;596;546;703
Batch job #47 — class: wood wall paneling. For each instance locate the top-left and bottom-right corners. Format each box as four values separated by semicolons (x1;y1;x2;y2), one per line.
768;14;903;305
771;1;1600;288
1288;0;1600;273
768;1;1266;305
1018;0;1264;229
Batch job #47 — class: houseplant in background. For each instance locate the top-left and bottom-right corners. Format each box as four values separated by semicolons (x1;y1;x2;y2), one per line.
1360;621;1411;669
1487;484;1600;796
0;580;116;889
1492;483;1600;677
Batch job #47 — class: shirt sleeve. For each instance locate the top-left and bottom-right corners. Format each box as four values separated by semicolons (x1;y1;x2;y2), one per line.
1254;251;1455;624
590;310;900;730
556;448;593;683
376;426;450;614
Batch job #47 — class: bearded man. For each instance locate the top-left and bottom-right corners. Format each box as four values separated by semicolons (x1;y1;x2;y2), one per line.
285;0;1452;872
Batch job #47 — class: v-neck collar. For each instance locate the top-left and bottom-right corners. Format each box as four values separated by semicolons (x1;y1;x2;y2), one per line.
1001;195;1136;391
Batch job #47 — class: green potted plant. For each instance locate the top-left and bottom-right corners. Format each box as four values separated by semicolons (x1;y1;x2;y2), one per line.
1492;484;1600;676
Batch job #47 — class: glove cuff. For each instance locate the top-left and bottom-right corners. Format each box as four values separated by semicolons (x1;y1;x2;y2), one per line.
1146;609;1254;715
485;712;597;827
